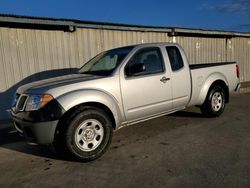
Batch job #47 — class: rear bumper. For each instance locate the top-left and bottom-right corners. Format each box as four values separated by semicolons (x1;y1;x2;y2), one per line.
12;115;58;145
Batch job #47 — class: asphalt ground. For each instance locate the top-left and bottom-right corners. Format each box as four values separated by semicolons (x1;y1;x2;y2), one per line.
0;93;249;188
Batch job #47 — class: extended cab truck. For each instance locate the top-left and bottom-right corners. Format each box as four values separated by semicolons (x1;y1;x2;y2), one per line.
11;43;240;161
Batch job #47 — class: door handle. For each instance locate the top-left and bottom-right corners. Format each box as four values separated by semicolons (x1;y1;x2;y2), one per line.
160;76;170;83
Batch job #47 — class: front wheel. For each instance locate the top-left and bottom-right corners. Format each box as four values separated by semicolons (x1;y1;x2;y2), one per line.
200;85;226;117
64;107;113;162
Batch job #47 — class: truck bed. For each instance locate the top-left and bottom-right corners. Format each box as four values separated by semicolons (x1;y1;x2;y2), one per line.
188;62;238;107
189;62;236;69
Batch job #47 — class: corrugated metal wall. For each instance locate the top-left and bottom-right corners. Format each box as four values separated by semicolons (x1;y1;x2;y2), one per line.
176;37;227;64
231;38;250;82
0;27;172;92
0;25;250;121
1;26;249;92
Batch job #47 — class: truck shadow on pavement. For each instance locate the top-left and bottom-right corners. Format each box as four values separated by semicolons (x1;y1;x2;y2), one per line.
0;126;60;159
0;108;206;161
169;110;205;118
0;127;23;145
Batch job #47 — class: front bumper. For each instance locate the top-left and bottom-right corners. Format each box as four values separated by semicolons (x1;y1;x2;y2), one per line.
11;99;65;145
12;116;58;145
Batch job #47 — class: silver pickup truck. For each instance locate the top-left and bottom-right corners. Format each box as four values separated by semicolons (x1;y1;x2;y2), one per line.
11;43;240;161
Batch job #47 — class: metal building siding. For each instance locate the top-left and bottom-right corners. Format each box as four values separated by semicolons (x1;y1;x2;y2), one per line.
0;27;164;92
226;39;234;62
0;28;250;91
232;37;250;82
0;28;73;92
0;27;23;91
0;27;168;92
144;32;170;43
176;37;227;64
1;26;250;93
73;28;172;64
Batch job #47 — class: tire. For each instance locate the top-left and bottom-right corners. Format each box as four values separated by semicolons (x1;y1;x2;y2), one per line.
63;106;113;162
200;85;226;117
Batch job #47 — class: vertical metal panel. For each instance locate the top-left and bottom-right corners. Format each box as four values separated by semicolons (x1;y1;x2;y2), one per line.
0;28;9;91
231;38;250;82
142;32;170;43
176;36;227;64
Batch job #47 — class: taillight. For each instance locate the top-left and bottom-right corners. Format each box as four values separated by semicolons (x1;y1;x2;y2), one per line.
236;64;240;78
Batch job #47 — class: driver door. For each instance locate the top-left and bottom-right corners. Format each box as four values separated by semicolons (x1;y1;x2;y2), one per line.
120;47;173;122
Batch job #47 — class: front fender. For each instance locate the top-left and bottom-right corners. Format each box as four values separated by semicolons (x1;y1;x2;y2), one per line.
56;89;123;129
197;72;229;105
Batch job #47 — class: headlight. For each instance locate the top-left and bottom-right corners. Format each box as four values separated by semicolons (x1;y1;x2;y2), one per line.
25;94;54;111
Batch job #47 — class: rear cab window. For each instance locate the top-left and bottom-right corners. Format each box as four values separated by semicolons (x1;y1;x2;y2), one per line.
166;46;184;71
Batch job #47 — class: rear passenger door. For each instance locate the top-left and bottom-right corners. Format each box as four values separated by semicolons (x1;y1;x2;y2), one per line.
120;47;173;122
165;46;191;108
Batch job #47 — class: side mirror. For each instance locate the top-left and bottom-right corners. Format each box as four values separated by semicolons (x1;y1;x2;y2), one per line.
126;63;145;76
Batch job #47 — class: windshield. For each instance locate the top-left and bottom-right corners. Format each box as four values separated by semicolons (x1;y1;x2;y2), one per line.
79;46;134;76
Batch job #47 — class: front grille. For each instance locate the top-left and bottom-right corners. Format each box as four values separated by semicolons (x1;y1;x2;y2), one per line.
12;93;20;107
16;95;29;111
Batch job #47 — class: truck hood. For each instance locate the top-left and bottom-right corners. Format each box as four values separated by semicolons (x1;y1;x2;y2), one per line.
17;74;103;94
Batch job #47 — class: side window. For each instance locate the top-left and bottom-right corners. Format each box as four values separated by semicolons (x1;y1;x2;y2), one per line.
125;47;164;76
166;46;184;71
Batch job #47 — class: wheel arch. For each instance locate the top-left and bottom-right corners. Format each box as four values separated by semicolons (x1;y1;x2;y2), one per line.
209;80;229;103
54;101;117;143
54;89;124;139
61;101;116;127
197;73;229;105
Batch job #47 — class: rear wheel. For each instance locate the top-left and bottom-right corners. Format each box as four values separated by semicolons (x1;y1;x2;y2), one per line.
200;85;226;117
61;107;113;162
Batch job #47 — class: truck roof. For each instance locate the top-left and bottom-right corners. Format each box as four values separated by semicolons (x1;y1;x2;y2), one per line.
133;42;179;47
109;42;180;51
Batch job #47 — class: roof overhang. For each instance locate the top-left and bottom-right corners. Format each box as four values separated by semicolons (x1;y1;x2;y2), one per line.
0;14;250;38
